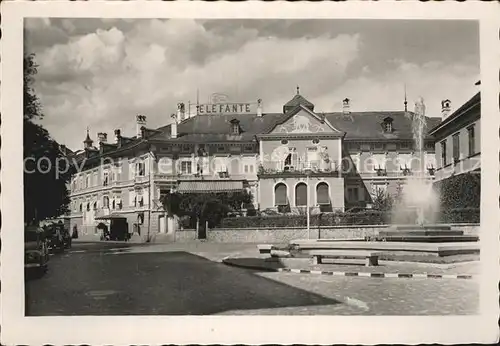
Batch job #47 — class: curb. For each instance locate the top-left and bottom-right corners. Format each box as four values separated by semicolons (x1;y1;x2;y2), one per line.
221;257;474;280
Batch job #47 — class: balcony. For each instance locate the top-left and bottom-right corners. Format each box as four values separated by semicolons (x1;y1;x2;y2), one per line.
258;161;340;178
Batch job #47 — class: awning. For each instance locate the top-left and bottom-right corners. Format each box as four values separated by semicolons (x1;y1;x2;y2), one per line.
177;180;244;193
95;214;127;220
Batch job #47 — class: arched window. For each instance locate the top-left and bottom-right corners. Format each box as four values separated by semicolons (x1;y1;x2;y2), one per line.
316;182;330;205
295;183;308;207
79;203;82;212
274;183;288;206
93;201;97;210
112;199;116;209
86;202;90;211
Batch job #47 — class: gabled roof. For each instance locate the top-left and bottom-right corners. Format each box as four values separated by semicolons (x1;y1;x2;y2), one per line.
428;92;480;136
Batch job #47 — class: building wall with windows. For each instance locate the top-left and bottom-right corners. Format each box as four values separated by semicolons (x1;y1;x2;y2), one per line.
430;91;480;182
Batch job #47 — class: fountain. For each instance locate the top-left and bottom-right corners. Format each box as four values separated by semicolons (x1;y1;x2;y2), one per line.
378;97;478;244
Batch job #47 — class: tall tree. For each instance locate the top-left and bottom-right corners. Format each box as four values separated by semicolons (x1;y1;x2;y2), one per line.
24;54;71;224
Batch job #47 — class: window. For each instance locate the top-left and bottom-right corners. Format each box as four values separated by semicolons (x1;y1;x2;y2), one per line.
374;143;384;151
306;147;320;169
372;154;386;170
452;133;460;163
397;153;412;170
312;138;320;144
440;140;447;166
274;183;288;206
281;139;288;145
244;145;254;152
468;126;475;157
86;202;90;211
347;187;359;202
250;165;254;173
316;182;330;205
383;122;392;132
244;165;249;173
136;162;145;176
103;196;109;208
181;161;192;174
217;146;225;152
103;171;109;186
232;123;239;134
93;201;97;210
400;142;411;150
112;199;116;210
79;203;82;212
181;145;191;153
295;183;308;207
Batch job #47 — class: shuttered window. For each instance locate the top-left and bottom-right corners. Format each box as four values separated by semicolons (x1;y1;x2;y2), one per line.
316;182;330;205
274;183;288;206
295;183;308;206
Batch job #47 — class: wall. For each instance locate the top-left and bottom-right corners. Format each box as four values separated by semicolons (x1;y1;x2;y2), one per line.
434;117;480;181
207;224;480;243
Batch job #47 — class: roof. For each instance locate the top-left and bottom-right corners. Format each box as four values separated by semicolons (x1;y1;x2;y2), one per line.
151;110;440;142
428;92;480;136
283;93;315;113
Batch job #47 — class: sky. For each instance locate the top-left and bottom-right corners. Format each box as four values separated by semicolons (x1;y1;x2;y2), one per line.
24;18;480;151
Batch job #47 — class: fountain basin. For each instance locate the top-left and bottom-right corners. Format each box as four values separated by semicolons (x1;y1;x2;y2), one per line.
377;224;478;243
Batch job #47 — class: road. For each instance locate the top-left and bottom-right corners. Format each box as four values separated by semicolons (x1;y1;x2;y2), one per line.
25;242;479;315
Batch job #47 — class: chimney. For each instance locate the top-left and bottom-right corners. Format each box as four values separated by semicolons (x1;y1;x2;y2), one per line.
441;99;451;120
342;98;351;115
97;132;108;143
177;103;186;123
257;99;263;117
114;129;121;144
136;114;147;137
171;113;177;139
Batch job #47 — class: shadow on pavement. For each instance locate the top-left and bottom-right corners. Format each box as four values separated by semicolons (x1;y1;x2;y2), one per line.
25;250;341;316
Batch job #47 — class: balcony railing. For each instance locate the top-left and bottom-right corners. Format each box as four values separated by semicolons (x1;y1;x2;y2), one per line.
258;161;340;177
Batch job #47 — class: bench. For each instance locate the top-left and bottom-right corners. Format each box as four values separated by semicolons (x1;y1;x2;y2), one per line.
309;250;383;267
257;244;274;255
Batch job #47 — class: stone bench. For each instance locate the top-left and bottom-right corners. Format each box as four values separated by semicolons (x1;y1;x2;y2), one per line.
257;244;274;255
309;250;383;266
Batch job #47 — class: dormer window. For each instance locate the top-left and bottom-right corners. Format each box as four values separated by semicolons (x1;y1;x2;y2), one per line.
230;119;240;135
382;117;393;133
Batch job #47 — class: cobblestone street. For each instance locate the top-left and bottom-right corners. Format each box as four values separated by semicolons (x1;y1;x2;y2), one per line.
25;242;479;316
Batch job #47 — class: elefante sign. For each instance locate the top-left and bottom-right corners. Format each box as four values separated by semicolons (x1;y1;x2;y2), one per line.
198;103;253;114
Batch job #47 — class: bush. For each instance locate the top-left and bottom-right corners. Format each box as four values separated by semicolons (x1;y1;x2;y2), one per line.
220;211;389;228
434;172;480;210
439;208;480;223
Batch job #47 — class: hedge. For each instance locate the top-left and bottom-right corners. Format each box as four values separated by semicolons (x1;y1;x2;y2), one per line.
220;211;388;228
219;208;480;229
434;172;480;210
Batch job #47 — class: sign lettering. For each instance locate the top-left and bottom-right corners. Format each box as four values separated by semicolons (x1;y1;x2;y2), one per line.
197;103;253;114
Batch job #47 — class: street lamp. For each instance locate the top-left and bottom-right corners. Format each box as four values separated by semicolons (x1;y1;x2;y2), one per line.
304;165;313;239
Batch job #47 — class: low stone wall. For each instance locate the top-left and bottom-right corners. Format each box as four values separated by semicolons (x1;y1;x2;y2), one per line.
175;229;198;242
207;224;480;243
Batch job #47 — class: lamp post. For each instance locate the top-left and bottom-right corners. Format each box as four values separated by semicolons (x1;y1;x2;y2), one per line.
304;166;312;239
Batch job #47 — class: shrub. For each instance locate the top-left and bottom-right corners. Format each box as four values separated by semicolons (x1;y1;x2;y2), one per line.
434;172;480;210
439;208;480;224
220;211;389;228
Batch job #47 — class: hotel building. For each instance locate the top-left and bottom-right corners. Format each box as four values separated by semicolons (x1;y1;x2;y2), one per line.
66;89;441;241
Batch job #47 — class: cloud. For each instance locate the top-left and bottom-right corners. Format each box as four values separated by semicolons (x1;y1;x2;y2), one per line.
26;19;478;151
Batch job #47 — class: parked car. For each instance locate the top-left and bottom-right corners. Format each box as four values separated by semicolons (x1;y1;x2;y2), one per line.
45;222;71;252
24;225;49;276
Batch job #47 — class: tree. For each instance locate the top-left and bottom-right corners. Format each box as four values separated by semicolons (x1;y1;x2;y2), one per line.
161;190;253;229
24;54;71;224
